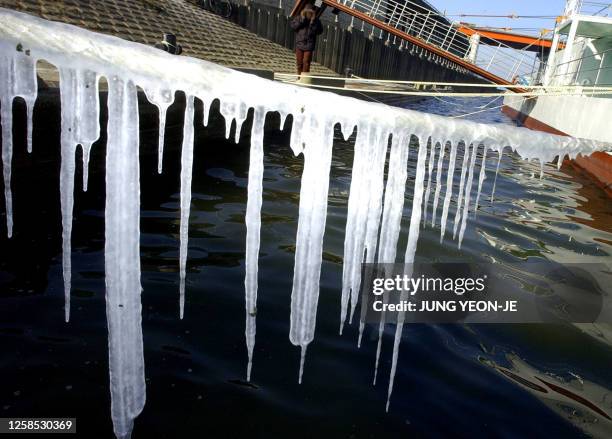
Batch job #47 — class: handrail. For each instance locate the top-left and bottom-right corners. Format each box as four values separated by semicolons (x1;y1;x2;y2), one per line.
320;0;529;91
332;0;539;82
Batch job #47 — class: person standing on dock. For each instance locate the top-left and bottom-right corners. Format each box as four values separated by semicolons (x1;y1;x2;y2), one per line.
290;4;323;76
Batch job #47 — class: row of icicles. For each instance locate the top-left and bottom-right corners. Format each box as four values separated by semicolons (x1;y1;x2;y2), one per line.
2;50;549;438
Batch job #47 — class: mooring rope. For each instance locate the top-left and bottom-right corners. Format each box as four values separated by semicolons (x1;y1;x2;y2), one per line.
274;72;612;91
276;78;612;97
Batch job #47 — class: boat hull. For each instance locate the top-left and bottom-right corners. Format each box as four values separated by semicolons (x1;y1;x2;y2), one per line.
502;95;612;197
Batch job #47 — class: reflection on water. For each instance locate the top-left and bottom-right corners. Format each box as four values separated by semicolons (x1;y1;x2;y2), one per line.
0;95;611;438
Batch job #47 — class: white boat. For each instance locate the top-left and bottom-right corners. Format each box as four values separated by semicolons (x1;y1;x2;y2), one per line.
502;0;612;195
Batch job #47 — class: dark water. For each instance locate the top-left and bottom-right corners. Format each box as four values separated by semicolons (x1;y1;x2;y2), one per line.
1;93;611;438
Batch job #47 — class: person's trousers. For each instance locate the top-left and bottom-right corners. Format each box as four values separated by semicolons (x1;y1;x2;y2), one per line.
296;48;313;75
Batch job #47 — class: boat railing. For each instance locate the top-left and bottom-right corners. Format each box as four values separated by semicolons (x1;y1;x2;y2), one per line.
549;46;612;92
337;0;538;82
575;1;612;17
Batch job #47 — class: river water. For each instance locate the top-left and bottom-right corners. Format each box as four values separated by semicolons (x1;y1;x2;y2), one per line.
0;94;611;438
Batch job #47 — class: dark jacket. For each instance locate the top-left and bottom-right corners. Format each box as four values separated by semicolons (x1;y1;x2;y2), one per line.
290;16;323;51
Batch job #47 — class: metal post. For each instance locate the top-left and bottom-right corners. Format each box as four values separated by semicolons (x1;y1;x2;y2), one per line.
445;28;458;51
406;13;417;35
486;43;502;69
440;22;453;48
426;20;437;43
594;52;606;85
417;11;431;38
394;1;408;29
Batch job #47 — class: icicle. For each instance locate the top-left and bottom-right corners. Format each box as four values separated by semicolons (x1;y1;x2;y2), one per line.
220;99;248;142
104;76;145;439
430;141;446;227
244;106;266;381
474;147;488;213
289;113;335;382
278;110;288;130
422;139;437;226
143;87;174;174
179;96;195;319
452;142;472;240
298;345;307;384
458;143;480;248
339;123;372;334
0;50;37;237
339;122;388;334
26;101;33;153
58;68;78;322
76;70;100;191
372;132;410;385
490;149;503;202
439;141;457;243
386;132;429;412
357;127;390;344
0;93;13;238
57;67;102;321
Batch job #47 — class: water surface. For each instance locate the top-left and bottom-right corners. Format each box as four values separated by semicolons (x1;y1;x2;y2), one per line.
1;94;611;438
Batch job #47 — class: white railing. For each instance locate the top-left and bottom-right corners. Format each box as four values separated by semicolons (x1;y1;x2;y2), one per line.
576;1;612;17
339;0;539;82
549;46;612;88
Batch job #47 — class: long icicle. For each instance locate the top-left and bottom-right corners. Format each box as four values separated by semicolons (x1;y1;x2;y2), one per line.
244;106;266;381
58;68;78;323
458;143;480;248
372;132;410;385
0;51;37;237
0;92;13;238
453;142;472;240
179;95;196;319
491;148;503;202
104;76;145;439
474;146;488;213
386;132;429;412
339;122;372;334
431;141;446;227
439;141;457;242
422;139;437;225
357;127;391;346
289;113;335;383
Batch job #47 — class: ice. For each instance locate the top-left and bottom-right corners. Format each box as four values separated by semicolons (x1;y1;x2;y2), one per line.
0;50;37;237
58;67;101;321
244;106;266;381
422;139;437;225
458;143;480;248
372;132;410;384
474;147;488;213
386;133;429;411
491;149;503;202
104;76;145;439
289;112;335;383
452;143;472;240
178;95;195;319
340;122;389;336
143;86;174;174
0;8;609;434
439;141;458;242
431;141;446;227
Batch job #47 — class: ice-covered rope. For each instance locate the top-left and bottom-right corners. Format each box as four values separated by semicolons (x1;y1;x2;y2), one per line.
0;8;609;439
277;78;612;97
275;72;612;90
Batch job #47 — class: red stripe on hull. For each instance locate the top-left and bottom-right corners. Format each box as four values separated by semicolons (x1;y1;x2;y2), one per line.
502;105;612;197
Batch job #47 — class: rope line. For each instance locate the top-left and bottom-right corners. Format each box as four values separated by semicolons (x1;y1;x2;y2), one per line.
274;73;612;91
276;78;612;97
